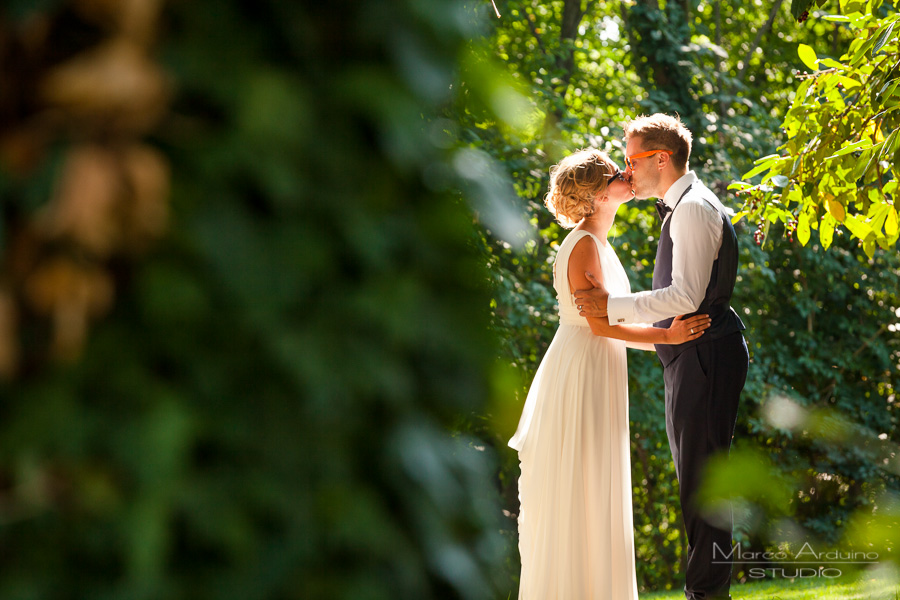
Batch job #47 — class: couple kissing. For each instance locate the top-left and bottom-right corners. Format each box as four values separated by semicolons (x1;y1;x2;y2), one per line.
509;113;749;600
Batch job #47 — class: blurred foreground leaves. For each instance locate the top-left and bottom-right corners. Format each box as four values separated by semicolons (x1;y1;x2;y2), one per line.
0;1;506;599
0;0;171;370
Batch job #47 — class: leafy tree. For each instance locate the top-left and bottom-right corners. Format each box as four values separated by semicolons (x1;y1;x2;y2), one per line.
733;0;900;257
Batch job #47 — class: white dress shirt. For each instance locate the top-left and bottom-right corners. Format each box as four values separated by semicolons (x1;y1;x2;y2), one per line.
608;171;727;327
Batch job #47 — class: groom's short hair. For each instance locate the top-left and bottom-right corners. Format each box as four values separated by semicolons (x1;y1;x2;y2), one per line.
624;114;692;171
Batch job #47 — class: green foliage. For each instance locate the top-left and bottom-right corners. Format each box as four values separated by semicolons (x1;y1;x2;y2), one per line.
694;222;900;581
0;1;509;599
718;5;900;569
733;0;900;258
625;0;700;120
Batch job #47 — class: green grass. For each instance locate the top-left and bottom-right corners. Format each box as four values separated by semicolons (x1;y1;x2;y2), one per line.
642;572;900;600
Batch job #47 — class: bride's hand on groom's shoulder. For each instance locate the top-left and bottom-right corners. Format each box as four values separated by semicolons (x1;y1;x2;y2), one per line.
666;314;711;345
574;271;609;318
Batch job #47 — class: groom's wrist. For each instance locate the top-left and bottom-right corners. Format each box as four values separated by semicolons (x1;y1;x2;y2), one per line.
606;295;634;326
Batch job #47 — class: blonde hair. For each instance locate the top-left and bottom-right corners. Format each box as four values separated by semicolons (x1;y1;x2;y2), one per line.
545;149;616;229
624;113;692;171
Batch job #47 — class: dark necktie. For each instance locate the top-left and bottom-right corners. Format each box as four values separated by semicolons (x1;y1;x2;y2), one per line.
656;199;672;221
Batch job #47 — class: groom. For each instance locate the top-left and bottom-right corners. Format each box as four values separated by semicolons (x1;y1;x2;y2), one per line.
574;114;749;600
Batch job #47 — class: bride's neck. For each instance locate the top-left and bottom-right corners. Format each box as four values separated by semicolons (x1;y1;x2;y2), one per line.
580;207;615;240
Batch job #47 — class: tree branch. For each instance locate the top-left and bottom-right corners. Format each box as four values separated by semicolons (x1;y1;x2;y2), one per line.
524;8;548;58
557;0;589;87
738;0;785;83
831;2;842;55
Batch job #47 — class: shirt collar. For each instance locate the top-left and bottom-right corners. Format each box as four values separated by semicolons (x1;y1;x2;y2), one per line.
662;171;697;210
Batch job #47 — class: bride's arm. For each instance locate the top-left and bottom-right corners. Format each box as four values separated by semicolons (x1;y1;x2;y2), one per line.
568;236;709;345
624;327;659;352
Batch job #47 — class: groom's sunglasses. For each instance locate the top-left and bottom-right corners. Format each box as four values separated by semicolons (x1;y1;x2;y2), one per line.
624;149;673;170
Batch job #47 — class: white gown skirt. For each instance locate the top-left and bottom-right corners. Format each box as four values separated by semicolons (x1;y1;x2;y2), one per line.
511;323;639;600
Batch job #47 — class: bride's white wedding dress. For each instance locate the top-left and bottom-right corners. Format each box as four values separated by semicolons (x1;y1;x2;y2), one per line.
509;229;639;600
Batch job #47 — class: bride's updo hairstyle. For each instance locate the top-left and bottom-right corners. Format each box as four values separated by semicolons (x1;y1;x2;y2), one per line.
545;149;615;229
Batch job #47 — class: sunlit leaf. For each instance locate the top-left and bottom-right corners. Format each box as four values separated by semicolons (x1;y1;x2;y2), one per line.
753;153;781;165
820;214;836;249
791;78;815;108
743;157;781;180
882;129;900;159
826;197;846;222
850;34;877;66
873;22;896;55
836;75;861;89
843;214;872;239
886;207;899;236
841;0;866;13
862;234;876;258
798;44;819;70
798;211;811;245
826;139;873;160
771;175;790;188
819;58;848;69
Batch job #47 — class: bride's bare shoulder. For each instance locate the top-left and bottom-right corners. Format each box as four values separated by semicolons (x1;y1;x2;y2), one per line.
569;232;603;260
567;234;604;288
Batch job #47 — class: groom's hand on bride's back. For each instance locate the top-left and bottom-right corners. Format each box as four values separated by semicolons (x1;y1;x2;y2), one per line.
574;271;609;318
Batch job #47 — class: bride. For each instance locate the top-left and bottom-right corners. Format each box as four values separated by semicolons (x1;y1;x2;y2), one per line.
509;148;709;599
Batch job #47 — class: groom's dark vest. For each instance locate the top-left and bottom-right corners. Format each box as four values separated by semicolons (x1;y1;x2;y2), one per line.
652;184;745;367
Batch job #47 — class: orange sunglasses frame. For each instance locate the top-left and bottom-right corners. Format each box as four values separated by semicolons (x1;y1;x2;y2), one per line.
625;149;673;169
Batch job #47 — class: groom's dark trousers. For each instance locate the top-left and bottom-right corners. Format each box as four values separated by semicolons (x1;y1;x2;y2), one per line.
663;333;748;599
653;185;749;600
